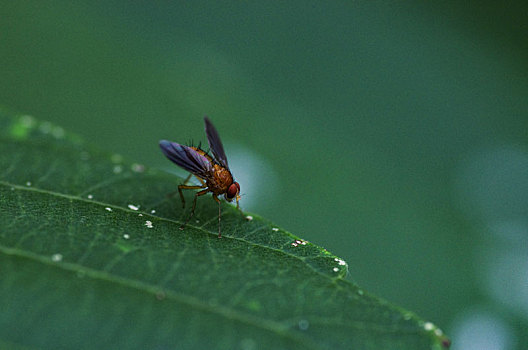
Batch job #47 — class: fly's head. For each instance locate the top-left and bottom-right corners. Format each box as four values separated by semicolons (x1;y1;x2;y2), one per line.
224;181;240;202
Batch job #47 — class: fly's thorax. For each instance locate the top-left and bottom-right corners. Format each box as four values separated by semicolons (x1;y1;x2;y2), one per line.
208;163;233;195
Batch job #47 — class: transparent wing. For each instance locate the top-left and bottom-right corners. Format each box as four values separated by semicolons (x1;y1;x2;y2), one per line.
204;116;228;168
159;140;212;177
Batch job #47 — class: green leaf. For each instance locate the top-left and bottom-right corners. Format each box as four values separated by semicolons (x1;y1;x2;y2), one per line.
0;111;450;349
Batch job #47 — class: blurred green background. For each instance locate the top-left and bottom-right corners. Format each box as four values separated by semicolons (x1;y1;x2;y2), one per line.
1;2;527;349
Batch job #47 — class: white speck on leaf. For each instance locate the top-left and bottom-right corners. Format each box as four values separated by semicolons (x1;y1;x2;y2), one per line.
105;207;113;212
145;220;153;228
424;322;434;331
131;163;145;173
25;181;31;186
123;234;130;239
51;253;63;262
128;204;139;211
87;194;93;199
272;227;279;231
292;239;306;247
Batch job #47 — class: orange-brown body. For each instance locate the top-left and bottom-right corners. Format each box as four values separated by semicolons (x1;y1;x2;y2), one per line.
160;117;241;238
209;163;234;196
191;147;234;196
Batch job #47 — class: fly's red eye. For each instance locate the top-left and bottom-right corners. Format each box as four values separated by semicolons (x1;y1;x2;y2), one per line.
227;183;238;199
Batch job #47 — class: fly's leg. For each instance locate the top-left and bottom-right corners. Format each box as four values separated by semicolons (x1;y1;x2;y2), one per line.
194;176;206;186
177;175;206;208
212;195;222;238
178;184;205;208
235;196;244;216
166;174;193;204
180;188;210;230
166;173;193;201
177;173;193;207
183;173;193;184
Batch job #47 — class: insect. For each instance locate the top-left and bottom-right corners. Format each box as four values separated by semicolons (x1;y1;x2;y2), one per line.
159;116;241;238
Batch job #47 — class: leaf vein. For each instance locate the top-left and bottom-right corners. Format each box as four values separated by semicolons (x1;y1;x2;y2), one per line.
0;243;326;350
1;180;345;284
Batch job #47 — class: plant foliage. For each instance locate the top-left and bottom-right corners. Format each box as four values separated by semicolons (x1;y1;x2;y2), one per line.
0;111;449;349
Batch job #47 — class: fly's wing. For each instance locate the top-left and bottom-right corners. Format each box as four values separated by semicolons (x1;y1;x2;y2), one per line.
204;116;228;168
159;140;212;177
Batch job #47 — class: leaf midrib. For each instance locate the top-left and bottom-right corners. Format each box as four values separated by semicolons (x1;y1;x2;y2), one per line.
1;180;338;347
0;180;346;282
0;181;423;346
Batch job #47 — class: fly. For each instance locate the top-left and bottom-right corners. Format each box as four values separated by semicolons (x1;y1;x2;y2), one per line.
159;116;241;238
